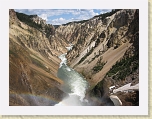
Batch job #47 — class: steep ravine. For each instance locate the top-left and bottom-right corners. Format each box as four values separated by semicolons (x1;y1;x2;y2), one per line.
64;9;139;106
55;46;114;106
9;9;139;106
65;9;137;86
9;9;68;106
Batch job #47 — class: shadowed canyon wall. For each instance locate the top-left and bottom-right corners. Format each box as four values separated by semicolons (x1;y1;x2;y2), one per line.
9;9;139;106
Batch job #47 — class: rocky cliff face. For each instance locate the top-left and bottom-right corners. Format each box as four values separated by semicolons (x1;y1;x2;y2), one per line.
9;9;68;106
54;9;139;105
31;14;46;25
9;9;139;106
55;9;137;84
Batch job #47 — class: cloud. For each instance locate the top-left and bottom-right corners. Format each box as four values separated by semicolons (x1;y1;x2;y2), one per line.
14;9;112;25
74;9;99;20
99;9;112;14
51;17;69;25
88;9;99;17
39;14;48;21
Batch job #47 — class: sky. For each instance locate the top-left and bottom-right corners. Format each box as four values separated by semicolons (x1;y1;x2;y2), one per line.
14;9;112;25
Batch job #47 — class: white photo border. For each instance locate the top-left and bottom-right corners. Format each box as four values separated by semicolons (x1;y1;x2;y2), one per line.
0;0;148;115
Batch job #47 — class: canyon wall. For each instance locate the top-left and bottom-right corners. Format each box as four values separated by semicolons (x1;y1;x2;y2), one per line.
9;9;68;106
9;9;139;106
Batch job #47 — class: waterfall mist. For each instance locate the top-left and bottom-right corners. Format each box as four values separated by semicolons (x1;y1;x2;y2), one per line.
55;46;114;106
55;53;89;106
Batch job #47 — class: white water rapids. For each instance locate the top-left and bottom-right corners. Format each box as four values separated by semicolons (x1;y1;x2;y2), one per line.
54;45;119;106
55;45;89;106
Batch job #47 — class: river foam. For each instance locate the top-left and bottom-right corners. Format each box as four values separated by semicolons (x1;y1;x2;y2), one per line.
55;45;89;106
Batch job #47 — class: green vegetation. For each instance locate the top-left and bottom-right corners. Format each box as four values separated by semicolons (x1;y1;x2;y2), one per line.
63;9;122;26
16;12;55;38
9;49;18;57
92;62;106;73
90;52;102;63
106;52;139;80
89;79;104;97
45;25;55;38
63;19;89;26
92;57;106;73
30;56;46;70
53;25;60;28
16;12;42;30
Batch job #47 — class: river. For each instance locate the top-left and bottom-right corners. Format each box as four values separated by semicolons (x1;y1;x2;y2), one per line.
55;46;89;106
54;45;116;106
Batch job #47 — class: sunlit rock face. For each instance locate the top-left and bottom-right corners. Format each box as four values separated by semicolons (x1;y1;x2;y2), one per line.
57;9;138;106
9;9;68;106
9;9;139;106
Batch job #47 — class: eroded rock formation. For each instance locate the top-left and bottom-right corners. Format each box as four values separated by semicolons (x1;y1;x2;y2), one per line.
9;9;139;106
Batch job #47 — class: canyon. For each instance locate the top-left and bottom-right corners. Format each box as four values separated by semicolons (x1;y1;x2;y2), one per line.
9;9;139;106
